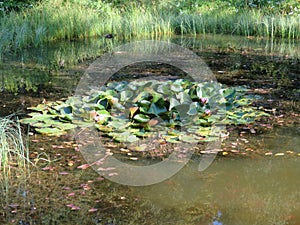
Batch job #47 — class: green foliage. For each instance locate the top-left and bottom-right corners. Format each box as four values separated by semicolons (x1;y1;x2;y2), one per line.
1;0;300;57
21;79;269;143
0;116;31;203
0;0;39;13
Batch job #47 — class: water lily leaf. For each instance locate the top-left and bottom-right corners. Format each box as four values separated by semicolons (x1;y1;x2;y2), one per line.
28;122;50;128
139;100;151;106
94;104;105;111
148;101;167;115
114;82;127;92
28;104;48;112
104;89;118;98
177;91;192;104
120;90;133;102
131;91;149;103
157;83;173;95
36;127;66;135
28;112;44;117
196;127;212;136
169;97;181;110
150;91;163;103
53;123;77;130
111;101;125;111
222;87;236;100
164;135;180;143
196;86;208;99
95;124;112;132
187;102;198;115
133;114;150;123
73;120;94;127
110;131;138;143
128;82;138;91
33;114;57;121
20;117;40;124
170;83;183;93
180;134;199;143
96;109;110;116
126;134;139;142
108;119;130;129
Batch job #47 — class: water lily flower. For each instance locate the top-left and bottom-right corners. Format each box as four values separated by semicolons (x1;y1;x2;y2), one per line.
200;97;208;105
205;109;211;115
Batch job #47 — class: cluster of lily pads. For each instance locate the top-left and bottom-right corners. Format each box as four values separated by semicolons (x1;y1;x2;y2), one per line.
21;79;269;143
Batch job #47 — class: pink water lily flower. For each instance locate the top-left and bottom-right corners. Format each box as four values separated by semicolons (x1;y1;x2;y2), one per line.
205;109;211;115
200;97;208;105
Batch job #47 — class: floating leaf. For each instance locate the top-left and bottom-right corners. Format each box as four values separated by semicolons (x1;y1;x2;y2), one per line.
53;123;77;130
180;134;199;143
148;100;167;115
187;102;198;116
36;127;66;136
177;91;192;104
169;97;181;110
120;90;133;102
133;114;150;123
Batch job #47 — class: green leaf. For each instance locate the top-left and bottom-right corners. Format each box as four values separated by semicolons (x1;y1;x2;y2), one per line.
110;131;138;143
157;83;173;95
53;123;77;130
222;87;236;100
148;101;167;115
180;134;199;143
177;91;192;104
170;83;183;93
120;90;133;102
169;97;181;110
133;114;150;123
150;91;163;103
187;102;198;115
28;104;48;112
32;114;57;121
196;86;208;98
35;127;66;136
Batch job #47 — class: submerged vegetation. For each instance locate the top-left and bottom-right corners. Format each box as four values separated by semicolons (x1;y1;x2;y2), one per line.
1;0;300;57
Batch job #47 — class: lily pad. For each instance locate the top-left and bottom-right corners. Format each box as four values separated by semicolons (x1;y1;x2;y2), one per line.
133;114;150;123
36;127;66;136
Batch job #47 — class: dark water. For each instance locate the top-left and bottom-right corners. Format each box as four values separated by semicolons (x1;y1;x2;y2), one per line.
0;35;299;224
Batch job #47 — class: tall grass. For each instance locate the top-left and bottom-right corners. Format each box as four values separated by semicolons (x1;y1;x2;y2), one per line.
1;0;300;57
0;116;31;204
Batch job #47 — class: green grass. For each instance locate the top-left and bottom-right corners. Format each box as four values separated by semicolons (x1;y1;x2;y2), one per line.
0;116;31;203
1;0;300;57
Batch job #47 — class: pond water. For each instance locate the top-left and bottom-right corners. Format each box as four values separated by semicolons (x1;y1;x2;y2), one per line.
0;34;299;224
131;126;300;225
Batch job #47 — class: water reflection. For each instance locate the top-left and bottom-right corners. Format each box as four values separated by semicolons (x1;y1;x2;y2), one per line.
1;34;300;94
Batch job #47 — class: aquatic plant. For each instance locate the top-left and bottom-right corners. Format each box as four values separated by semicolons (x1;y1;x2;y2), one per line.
20;79;269;143
1;0;300;58
0;116;31;203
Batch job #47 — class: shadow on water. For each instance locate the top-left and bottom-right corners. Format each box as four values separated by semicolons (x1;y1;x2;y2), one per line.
0;34;299;224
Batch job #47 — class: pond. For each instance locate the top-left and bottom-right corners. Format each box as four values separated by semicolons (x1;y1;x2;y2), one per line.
0;34;299;224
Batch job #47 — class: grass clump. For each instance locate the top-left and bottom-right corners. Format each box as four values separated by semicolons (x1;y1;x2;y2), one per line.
0;116;31;203
1;0;300;57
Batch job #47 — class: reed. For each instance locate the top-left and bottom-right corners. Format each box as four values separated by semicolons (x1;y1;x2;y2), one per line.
1;0;300;57
0;116;31;203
